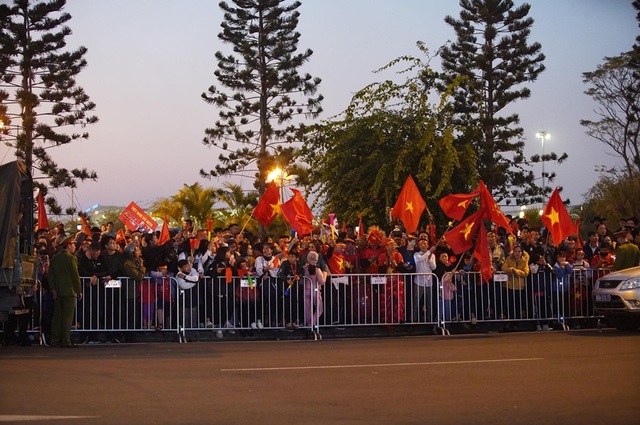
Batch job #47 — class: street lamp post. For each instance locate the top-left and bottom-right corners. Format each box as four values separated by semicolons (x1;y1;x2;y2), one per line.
266;166;293;202
536;131;550;195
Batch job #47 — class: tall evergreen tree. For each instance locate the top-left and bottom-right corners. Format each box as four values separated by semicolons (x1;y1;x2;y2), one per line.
439;0;552;204
0;0;98;229
201;0;322;197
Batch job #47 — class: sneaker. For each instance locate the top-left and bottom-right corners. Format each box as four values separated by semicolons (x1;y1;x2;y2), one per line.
536;324;542;331
215;330;223;339
250;322;258;330
225;321;236;334
206;320;213;328
256;320;264;330
470;315;478;325
285;322;293;330
542;325;553;331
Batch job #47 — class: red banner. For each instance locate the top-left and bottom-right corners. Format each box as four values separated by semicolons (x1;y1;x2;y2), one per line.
118;201;158;233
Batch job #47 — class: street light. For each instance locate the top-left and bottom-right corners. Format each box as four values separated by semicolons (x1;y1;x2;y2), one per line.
266;166;293;201
536;131;550;194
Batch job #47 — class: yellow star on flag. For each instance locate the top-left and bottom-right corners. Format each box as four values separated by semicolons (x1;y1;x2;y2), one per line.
336;258;344;271
457;199;470;209
270;203;280;216
405;201;414;214
546;207;559;226
460;221;475;240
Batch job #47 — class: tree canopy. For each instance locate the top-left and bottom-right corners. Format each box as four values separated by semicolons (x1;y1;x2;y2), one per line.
0;0;98;218
201;0;322;198
303;45;472;230
438;0;558;204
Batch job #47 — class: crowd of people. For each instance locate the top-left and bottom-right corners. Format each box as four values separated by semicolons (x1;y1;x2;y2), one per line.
28;214;640;347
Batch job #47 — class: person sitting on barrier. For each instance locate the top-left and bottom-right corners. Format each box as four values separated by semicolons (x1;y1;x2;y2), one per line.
255;242;283;328
176;259;201;329
413;237;437;323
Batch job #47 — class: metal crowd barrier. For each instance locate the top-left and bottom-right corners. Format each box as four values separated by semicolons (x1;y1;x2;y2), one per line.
10;268;612;345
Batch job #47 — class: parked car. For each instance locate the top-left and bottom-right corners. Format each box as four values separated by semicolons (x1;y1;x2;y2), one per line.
593;266;640;330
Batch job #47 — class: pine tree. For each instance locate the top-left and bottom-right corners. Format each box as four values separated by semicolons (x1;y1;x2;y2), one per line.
0;0;98;226
201;0;322;196
439;0;550;204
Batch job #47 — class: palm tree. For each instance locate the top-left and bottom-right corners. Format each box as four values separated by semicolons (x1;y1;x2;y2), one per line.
214;182;259;230
151;183;217;230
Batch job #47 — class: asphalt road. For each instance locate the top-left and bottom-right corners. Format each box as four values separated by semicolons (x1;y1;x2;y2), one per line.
1;329;638;424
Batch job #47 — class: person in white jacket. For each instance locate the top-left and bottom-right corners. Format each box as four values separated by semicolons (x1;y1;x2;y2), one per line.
176;259;201;329
413;238;437;323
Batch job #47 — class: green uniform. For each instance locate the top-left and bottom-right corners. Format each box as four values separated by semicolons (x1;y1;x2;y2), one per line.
48;249;82;347
614;242;640;271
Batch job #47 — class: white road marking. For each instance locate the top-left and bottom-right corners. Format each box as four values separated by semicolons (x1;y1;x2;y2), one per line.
0;415;98;422
221;357;545;372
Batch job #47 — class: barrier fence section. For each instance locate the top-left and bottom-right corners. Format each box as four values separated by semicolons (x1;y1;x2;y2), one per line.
20;268;610;344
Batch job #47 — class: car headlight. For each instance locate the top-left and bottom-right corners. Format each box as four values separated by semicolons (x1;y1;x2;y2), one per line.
619;277;640;290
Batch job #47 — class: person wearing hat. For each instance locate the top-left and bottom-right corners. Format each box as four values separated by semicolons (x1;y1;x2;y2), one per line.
48;235;82;347
613;229;640;271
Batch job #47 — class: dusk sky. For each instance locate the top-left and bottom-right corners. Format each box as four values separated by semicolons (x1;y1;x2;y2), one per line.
1;0;637;217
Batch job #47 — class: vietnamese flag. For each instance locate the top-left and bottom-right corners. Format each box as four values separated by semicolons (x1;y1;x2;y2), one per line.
438;190;479;221
390;175;426;233
473;227;492;284
116;228;126;244
574;218;584;249
158;215;171;246
443;209;484;254
477;181;513;233
253;181;280;227
36;190;49;230
80;215;93;238
357;215;365;239
541;188;575;246
280;188;315;236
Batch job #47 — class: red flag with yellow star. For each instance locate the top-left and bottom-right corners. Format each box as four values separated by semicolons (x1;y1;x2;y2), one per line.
473;227;492;283
37;190;49;231
79;215;93;238
253;181;280;227
477;181;513;233
443;209;484;254
540;187;575;246
280;188;315;236
390;175;426;233
158;215;171;246
438;191;479;221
